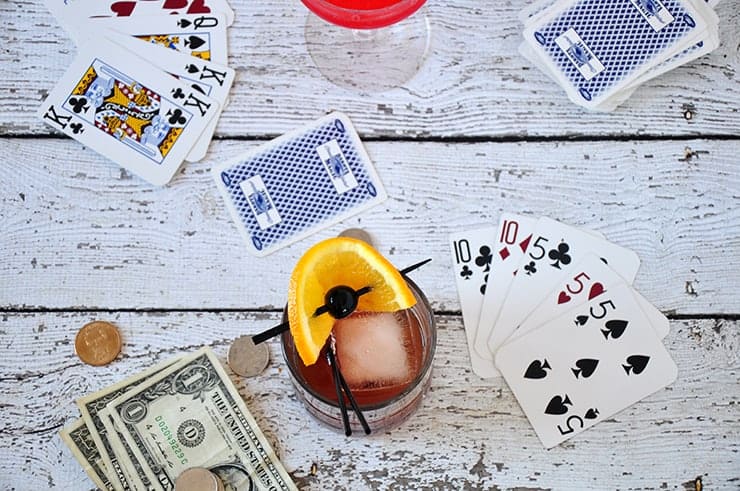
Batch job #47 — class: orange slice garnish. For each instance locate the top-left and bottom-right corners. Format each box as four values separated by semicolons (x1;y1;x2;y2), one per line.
287;237;416;366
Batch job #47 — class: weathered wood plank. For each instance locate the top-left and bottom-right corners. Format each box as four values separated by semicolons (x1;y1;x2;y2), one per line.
0;312;737;490
2;1;738;138
1;138;738;314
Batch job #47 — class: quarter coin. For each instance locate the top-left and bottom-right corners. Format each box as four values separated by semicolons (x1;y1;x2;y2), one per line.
338;228;374;246
175;467;220;491
74;321;122;366
228;335;270;377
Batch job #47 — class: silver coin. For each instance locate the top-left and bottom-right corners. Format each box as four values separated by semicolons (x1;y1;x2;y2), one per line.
338;228;374;246
175;467;219;491
228;335;270;377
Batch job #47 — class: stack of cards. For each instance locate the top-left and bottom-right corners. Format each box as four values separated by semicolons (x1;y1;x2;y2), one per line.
39;0;236;185
213;112;387;257
518;0;721;111
450;214;678;448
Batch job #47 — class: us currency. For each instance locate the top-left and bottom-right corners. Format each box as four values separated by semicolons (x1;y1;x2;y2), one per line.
76;356;183;490
60;418;111;491
106;347;297;491
99;405;160;491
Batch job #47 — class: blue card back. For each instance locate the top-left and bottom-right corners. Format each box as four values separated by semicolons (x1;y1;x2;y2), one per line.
525;0;706;106
213;112;387;256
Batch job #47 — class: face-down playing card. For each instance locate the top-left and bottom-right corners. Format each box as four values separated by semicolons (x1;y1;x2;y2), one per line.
523;0;709;108
37;38;219;185
212;112;387;257
495;282;677;448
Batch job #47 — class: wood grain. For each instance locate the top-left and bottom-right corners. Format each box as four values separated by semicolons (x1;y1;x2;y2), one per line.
0;312;737;490
1;138;738;314
2;0;739;138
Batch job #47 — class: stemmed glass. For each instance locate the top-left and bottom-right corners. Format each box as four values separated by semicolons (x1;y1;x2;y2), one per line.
299;0;431;91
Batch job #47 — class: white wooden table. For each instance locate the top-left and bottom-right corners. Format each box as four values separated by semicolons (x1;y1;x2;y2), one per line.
1;1;739;489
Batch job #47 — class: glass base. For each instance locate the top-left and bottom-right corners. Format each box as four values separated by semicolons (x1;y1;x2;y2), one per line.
304;6;431;92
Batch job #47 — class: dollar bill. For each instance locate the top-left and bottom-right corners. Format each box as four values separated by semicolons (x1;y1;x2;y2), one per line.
76;356;183;490
98;405;160;491
105;347;297;491
60;418;112;491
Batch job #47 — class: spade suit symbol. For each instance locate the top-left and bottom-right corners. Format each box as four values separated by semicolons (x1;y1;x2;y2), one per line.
524;359;551;379
177;19;192;28
185;35;206;50
574;315;589;326
185;63;200;74
544;394;572;415
601;319;628;339
584;408;599;420
571;358;599;379
623;355;650;375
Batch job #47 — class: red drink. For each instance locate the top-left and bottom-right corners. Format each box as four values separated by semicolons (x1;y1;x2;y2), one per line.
301;0;427;29
282;278;436;432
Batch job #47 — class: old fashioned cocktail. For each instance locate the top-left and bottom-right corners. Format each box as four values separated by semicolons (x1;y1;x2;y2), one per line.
281;237;436;433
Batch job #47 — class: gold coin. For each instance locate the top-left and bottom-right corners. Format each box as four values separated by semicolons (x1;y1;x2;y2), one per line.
74;321;122;366
175;467;220;491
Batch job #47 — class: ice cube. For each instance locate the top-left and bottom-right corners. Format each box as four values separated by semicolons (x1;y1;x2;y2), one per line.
333;311;412;389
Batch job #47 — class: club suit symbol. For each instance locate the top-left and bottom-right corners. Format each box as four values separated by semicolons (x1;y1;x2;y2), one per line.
459;265;472;280
548;242;571;269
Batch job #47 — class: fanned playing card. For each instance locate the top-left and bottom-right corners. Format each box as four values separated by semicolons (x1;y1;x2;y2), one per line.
449;226;497;378
37;37;219;185
100;30;235;162
487;217;640;357
213;112;387;257
495;283;677;448
88;13;229;65
511;253;669;341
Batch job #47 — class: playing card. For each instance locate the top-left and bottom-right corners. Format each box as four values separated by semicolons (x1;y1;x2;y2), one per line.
512;253;669;341
524;0;710;108
100;30;234;162
495;282;678;448
449;226;497;378
212;112;386;257
475;215;605;373
467;214;537;378
47;0;235;32
37;38;219;185
88;13;229;65
486;217;640;357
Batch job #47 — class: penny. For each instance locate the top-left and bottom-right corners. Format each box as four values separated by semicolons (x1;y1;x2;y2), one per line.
338;228;374;246
228;335;270;377
175;467;220;491
74;321;121;366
